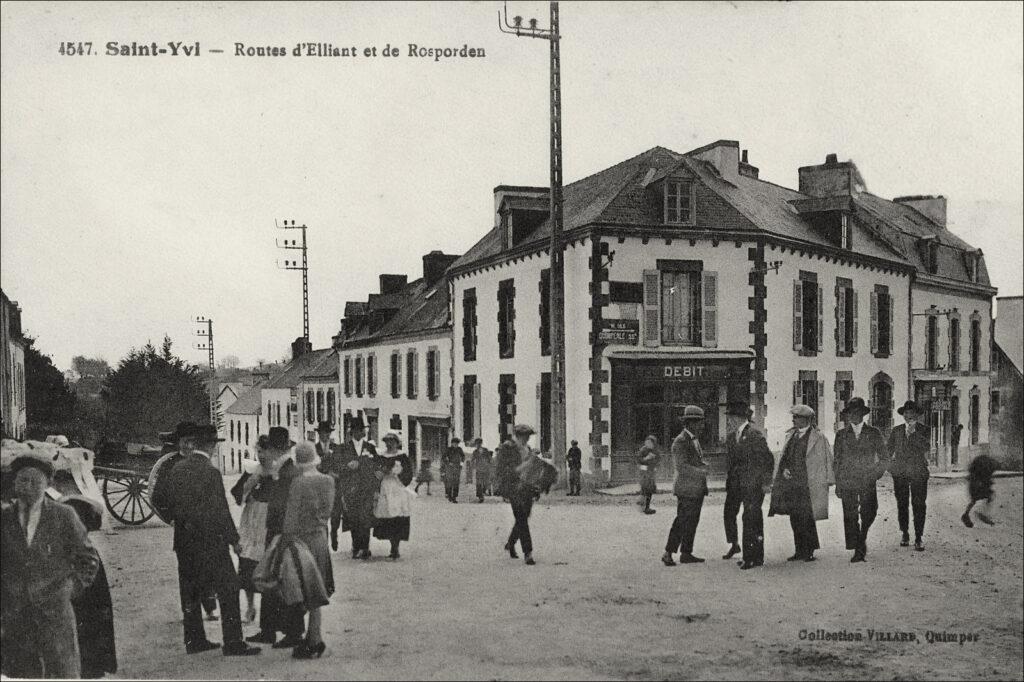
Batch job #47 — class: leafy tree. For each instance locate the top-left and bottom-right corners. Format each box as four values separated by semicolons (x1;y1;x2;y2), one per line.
23;336;76;436
217;354;240;369
71;355;109;397
102;335;210;443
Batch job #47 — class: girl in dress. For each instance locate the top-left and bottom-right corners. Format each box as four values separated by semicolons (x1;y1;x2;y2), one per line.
373;431;415;560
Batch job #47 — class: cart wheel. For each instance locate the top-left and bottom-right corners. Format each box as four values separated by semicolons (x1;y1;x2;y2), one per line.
103;474;155;525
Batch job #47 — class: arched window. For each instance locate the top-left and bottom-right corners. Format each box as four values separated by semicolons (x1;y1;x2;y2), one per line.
327;388;336;425
868;372;894;434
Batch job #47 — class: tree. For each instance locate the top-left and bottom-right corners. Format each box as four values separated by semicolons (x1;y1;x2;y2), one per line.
23;336;76;436
217;354;240;369
102;335;210;443
71;355;109;398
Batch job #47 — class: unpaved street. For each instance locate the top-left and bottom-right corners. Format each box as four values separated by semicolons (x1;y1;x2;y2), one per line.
99;477;1023;681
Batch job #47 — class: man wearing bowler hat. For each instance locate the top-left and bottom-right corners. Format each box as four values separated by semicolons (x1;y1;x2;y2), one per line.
313;420;345;552
888;400;931;551
662;406;710;566
722;402;775;569
337;416;379;559
834;397;887;563
152;422;260;656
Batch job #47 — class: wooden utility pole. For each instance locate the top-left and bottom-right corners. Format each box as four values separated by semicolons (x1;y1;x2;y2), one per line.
276;219;310;342
499;1;566;466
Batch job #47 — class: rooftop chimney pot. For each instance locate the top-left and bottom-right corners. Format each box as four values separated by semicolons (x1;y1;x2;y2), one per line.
825;153;838;164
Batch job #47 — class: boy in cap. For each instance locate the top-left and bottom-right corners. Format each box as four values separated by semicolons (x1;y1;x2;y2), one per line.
2;456;99;678
662;406;710;566
834;397;887;563
888;400;931;550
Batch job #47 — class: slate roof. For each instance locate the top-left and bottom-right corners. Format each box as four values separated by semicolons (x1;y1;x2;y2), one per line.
340;276;449;347
449;144;990;287
225;383;263;416
263;348;334;389
301;349;339;381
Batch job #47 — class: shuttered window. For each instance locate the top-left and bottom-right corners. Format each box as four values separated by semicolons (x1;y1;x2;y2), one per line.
969;315;982;372
871;285;892;358
426;348;440;400
343;357;352;396
948;316;961;371
642;269;660;347
462;288;478;362
355;356;363;397
793;273;822;354
701;271;718;348
391;352;401;399
835;279;857;356
498;279;516;359
461;375;477;440
367;354;376;397
406;349;418;399
539;270;551;356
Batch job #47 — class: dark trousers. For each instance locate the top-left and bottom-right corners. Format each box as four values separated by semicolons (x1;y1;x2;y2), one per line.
741;490;766;564
789;511;820;556
664;496;703;555
176;548;243;648
351;526;371;552
841;486;878;550
476;482;487;500
893;475;928;539
507;493;535;554
330;507;343;547
723;487;741;545
568;469;581;494
445;478;460;501
1;581;81;679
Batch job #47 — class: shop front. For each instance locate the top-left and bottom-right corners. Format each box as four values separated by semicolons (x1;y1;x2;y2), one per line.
913;380;958;468
608;351;753;485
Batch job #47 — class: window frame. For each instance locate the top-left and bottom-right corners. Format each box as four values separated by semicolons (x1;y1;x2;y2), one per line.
660;268;703;346
462;288;478;362
663;178;696;226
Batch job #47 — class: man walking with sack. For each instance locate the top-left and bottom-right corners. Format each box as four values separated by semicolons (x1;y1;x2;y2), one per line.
662;406;709;566
834;397;887;563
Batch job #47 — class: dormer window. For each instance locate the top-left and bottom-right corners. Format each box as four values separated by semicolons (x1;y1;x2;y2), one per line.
926;241;939;274
964;250;980;283
664;179;695;225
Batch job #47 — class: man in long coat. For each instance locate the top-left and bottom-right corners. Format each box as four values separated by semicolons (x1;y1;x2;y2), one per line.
769;404;834;562
662;406;710;566
152;423;260;656
888;400;931;551
722;403;775;569
314;420;345;551
337;417;380;559
834;397;887;563
440;438;465;503
2;456;99;678
470;438;493;502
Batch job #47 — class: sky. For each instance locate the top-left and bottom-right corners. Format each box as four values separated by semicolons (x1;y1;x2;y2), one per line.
2;1;1021;372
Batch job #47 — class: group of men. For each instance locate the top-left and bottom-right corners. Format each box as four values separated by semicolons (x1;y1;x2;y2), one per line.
661;396;934;569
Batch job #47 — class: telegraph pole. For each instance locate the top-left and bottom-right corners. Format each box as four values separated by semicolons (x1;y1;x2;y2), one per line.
194;316;221;470
499;2;566;465
276;219;310;341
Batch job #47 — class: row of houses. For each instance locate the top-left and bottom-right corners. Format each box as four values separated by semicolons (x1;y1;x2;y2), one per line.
216;139;1018;484
0;289;28;440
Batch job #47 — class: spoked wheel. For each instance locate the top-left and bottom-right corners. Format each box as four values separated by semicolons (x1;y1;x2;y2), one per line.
103;474;155;525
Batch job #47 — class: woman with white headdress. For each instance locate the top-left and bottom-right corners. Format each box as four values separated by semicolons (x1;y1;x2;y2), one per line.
373;431;414;560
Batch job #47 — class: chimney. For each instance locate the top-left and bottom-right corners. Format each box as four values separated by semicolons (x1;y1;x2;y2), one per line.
493;185;548;227
291;336;312;360
687;140;740;183
738;149;759;179
798;153;867;198
422;250;460;283
894;195;947;228
379;274;408;295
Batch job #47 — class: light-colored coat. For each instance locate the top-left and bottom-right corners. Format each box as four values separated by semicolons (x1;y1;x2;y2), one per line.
776;427;835;521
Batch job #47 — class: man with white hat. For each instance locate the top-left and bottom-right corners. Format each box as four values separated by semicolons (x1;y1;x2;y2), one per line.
768;404;835;563
662;406;710;566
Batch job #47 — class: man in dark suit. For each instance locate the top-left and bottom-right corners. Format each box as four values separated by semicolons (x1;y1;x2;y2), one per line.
151;423;260;656
441;438;465;503
314;420;345;551
722;403;775;569
2;456;98;678
566;440;583;496
662;406;709;566
337;417;380;559
471;438;493;502
834;397;888;563
888;400;931;551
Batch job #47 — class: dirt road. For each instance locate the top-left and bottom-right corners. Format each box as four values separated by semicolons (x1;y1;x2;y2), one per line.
98;476;1023;680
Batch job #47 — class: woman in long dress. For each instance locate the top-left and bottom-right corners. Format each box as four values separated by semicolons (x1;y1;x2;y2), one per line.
282;441;335;659
373;431;414;560
229;436;272;623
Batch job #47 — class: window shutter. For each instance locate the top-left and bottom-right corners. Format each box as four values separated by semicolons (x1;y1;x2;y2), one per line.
793;380;801;406
497;290;506;354
816;283;824;352
459;382;465;435
395;353;402;398
887;293;894;356
433;351;441;400
836;286;846;354
412;352;419;399
870;291;879;355
643;269;661;347
852;290;859;354
817;381;825;416
536;382;542;434
509;284;516;353
701;271;718;348
473;382;482;441
793;280;803;352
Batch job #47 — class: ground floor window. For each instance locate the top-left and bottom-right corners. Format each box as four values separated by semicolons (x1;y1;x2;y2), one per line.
869;372;894;434
498;374;516;444
970;390;980;445
794;370;822;424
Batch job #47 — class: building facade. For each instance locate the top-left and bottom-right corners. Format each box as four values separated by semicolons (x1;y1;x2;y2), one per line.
450;141;991;483
334;251;459;473
223;383;262;473
991;296;1023;469
297;349;339;442
0;289;27;440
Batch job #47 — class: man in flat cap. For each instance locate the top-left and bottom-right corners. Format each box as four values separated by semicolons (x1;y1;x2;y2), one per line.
722;402;775;569
662;406;710;566
2;456;99;678
497;424;542;565
441;437;466;503
834;397;887;563
888;400;931;551
769;404;834;562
